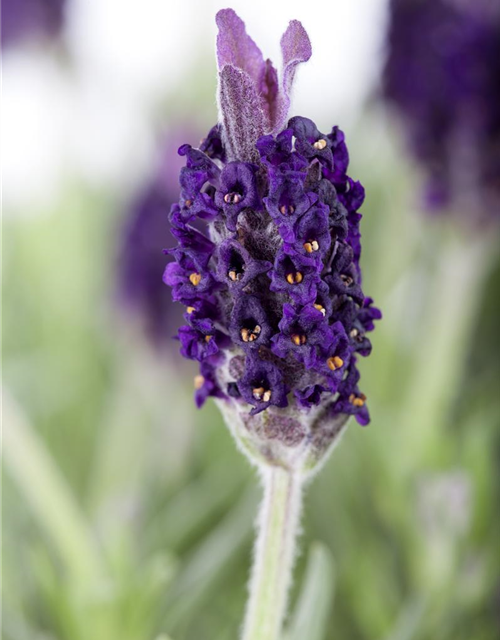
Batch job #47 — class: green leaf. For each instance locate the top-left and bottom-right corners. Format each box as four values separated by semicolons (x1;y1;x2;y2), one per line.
164;487;257;629
286;542;335;640
383;597;426;640
3;391;102;585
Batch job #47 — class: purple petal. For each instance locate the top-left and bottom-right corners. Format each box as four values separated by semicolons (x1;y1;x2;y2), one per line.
217;64;267;163
275;20;312;133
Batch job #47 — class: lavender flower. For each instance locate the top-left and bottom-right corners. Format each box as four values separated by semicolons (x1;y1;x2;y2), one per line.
164;9;380;471
1;0;66;48
383;0;500;219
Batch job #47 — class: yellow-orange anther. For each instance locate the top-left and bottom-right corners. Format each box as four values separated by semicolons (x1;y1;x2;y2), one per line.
327;356;344;371
286;272;303;285
313;139;327;150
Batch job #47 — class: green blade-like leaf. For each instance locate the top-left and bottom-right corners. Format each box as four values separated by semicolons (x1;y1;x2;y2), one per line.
286;542;335;640
3;390;102;585
383;598;427;640
164;487;257;629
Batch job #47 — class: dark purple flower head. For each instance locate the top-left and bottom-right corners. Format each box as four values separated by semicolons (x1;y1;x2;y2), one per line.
164;10;380;472
383;0;500;222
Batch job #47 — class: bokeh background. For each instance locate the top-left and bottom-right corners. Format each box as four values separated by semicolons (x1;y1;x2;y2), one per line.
3;1;500;639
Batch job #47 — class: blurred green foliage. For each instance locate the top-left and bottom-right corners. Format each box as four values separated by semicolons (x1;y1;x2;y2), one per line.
3;111;500;640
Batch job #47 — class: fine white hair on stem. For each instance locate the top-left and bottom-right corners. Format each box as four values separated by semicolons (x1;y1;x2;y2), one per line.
241;466;304;640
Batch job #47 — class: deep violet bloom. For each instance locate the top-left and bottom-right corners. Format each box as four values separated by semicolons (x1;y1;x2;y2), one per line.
164;9;380;470
1;0;66;48
383;0;500;220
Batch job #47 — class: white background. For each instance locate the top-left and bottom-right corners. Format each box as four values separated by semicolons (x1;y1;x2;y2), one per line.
3;0;389;211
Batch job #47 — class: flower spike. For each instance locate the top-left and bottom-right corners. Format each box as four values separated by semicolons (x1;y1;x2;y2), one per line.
165;9;380;473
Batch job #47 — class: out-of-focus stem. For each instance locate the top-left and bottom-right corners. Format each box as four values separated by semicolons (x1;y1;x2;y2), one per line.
242;467;302;640
402;230;494;458
3;390;102;585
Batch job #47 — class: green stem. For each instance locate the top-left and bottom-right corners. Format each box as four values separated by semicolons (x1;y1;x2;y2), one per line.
401;230;494;461
242;467;302;640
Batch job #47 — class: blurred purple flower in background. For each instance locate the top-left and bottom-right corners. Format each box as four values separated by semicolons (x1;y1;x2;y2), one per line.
1;0;66;48
383;0;500;220
117;132;195;347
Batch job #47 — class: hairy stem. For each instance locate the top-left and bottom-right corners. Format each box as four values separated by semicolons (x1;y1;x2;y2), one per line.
242;467;303;640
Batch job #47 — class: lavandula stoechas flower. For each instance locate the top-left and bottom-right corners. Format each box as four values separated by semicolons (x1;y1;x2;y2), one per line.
1;0;66;48
383;0;500;220
164;9;380;472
